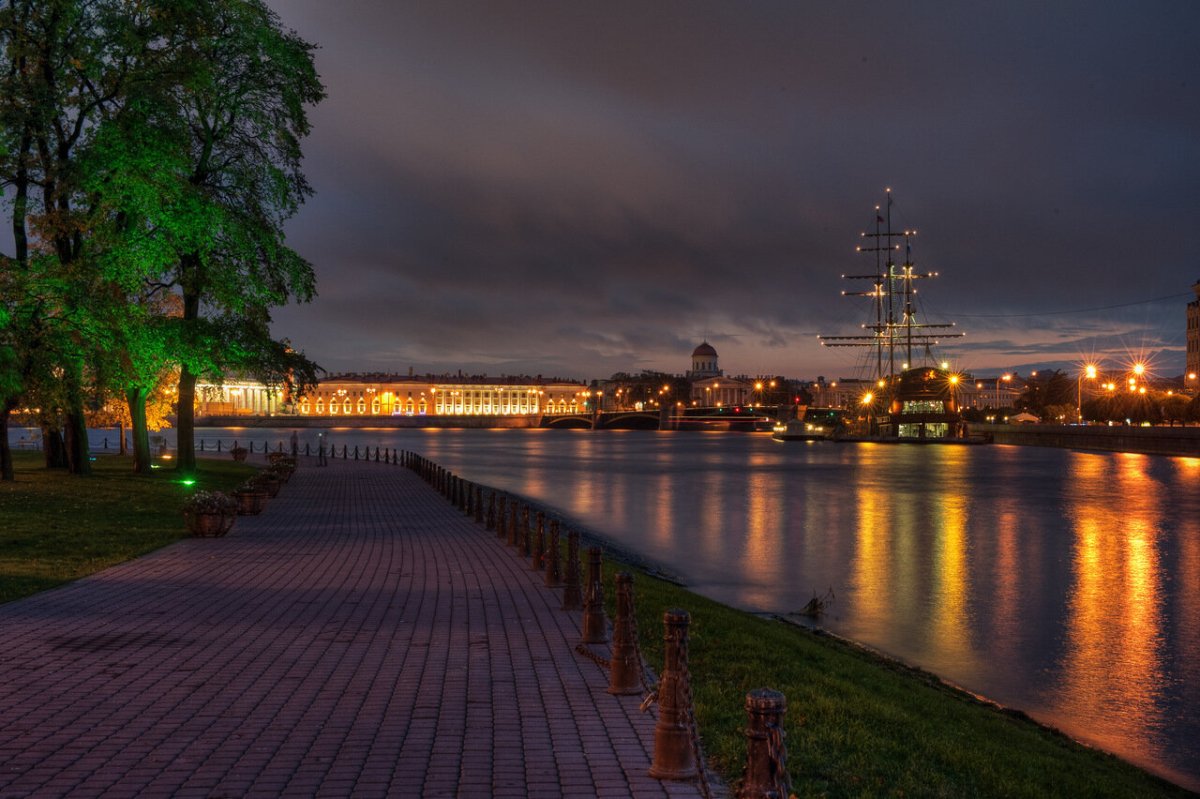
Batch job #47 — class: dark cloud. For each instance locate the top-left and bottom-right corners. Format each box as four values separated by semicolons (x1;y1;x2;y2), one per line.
267;0;1200;379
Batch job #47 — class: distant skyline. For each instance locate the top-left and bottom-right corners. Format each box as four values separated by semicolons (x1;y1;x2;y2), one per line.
101;3;1200;379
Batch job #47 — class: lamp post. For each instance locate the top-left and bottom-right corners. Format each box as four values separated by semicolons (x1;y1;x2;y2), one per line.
996;374;1011;409
1077;364;1097;423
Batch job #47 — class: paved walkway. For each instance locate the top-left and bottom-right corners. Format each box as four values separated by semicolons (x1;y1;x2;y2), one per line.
0;458;707;798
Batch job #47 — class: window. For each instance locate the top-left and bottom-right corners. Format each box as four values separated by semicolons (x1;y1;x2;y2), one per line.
371;398;380;414
315;399;325;414
357;398;366;414
300;399;311;415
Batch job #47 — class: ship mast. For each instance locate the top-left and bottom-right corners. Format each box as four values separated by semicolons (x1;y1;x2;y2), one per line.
818;190;963;381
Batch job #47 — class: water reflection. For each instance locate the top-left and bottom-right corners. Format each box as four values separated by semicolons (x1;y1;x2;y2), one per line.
1056;452;1168;773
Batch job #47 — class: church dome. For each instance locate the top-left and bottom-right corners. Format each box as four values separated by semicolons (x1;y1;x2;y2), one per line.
692;341;718;358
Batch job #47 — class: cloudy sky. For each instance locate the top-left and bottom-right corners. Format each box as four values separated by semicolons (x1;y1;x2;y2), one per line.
264;0;1200;381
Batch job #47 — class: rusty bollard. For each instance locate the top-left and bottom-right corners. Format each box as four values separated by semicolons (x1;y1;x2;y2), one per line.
532;512;546;570
518;503;532;554
497;496;507;539
544;520;561;587
649;609;698;781
738;689;789;799
507;502;519;547
475;486;484;524
487;492;497;531
562;530;582;610
608;573;641;695
581;547;607;644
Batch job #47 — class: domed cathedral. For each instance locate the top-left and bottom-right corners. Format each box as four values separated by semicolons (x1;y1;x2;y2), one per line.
688;341;721;378
686;340;753;407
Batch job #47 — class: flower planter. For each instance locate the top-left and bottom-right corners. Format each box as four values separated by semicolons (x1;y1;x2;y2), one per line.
252;475;281;498
184;510;236;537
234;489;269;515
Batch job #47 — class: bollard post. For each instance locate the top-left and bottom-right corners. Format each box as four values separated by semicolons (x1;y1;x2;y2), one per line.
475;486;484;524
305;442;310;456
544;520;562;587
465;482;473;516
738;689;789;799
649;609;698;780
562;530;582;609
520;506;532;557
487;492;497;531
343;444;348;459
608;573;641;695
507;502;519;547
497;496;508;540
460;479;468;513
581;547;607;644
532;512;545;570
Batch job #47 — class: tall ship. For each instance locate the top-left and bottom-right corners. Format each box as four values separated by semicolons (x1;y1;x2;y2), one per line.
817;190;971;442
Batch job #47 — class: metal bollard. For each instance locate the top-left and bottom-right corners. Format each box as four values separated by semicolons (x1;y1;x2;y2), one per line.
465;481;473;516
738;689;789;799
562;530;582;610
608;573;641;695
648;609;698;780
497;496;507;539
521;506;532;557
581;547;607;644
545;520;561;587
487;492;497;531
532;512;545;570
353;445;359;460
475;486;484;524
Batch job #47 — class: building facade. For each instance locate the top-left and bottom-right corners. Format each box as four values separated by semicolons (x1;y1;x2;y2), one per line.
685;342;753;406
195;375;588;418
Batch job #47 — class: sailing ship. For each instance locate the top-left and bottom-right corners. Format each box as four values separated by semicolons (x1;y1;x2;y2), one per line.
817;190;975;442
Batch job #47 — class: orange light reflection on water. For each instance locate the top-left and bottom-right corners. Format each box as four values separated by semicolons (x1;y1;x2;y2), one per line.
1054;452;1167;770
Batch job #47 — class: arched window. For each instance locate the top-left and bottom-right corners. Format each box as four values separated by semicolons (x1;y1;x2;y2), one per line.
406;398;415;415
315;398;325;414
329;399;337;415
371;398;380;415
343;399;352;414
357;398;366;414
300;399;311;415
419;398;428;415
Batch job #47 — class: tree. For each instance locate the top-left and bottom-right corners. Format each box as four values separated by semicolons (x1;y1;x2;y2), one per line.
145;0;323;474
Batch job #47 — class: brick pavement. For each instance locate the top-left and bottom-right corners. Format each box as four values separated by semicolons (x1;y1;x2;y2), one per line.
0;458;708;798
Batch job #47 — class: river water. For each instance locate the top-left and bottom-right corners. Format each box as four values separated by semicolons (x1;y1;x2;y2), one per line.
16;426;1200;789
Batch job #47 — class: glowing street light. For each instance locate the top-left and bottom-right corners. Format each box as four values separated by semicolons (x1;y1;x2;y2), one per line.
1078;364;1097;423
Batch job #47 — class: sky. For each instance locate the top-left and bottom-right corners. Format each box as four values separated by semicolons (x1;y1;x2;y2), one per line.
262;0;1200;382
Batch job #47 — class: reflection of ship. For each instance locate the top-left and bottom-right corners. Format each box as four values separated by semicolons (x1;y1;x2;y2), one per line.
772;407;846;441
817;190;978;442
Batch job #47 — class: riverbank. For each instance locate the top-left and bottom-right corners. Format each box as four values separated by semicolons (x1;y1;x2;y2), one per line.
969;422;1200;456
2;452;1195;795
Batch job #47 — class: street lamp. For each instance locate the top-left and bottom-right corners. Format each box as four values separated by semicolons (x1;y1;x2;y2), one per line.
1077;364;1097;423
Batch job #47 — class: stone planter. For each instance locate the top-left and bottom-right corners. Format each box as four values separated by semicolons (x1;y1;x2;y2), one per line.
184;510;235;537
234;489;269;515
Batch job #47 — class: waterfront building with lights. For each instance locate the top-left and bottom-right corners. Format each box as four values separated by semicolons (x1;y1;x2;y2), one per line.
194;374;588;422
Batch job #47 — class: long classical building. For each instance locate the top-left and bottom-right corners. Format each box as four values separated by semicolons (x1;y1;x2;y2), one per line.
195;374;589;419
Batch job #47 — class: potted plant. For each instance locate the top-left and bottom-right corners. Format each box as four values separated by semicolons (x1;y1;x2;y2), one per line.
233;481;269;515
267;461;293;483
249;470;281;498
182;490;237;537
230;444;248;462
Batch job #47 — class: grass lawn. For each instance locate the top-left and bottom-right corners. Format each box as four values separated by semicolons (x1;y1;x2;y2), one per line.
602;561;1195;798
0;450;255;603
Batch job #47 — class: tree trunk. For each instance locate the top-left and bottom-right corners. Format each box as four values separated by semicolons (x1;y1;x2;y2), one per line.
176;364;197;474
126;386;151;474
0;403;14;481
117;420;127;455
63;361;91;476
43;423;66;469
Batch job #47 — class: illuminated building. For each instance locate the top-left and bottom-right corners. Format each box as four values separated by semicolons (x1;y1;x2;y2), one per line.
195;374;587;419
685;342;752;406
